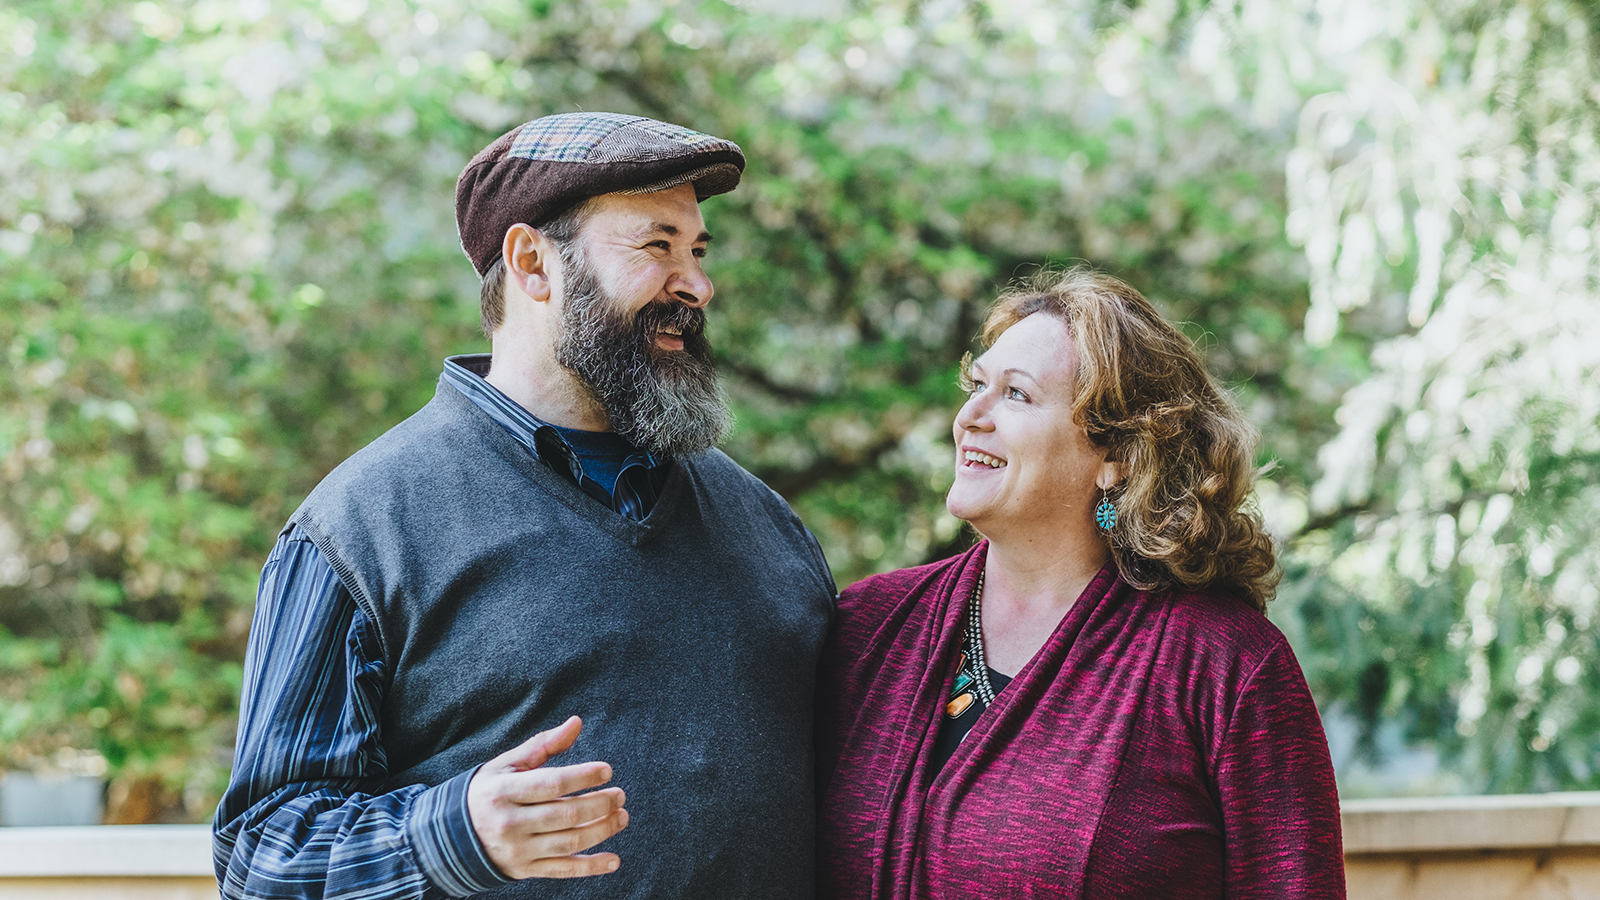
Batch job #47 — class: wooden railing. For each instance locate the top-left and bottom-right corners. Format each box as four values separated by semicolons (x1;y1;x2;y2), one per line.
0;824;214;898
2;792;1599;898
1342;791;1600;899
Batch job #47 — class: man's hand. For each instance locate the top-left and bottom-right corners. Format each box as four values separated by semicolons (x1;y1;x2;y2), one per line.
467;716;629;879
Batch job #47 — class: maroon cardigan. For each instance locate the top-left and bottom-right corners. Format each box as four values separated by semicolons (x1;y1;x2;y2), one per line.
816;542;1346;899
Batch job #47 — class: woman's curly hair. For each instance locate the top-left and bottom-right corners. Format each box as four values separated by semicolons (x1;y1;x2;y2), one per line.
979;267;1279;612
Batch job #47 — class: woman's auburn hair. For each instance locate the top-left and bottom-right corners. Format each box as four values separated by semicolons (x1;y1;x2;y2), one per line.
979;267;1280;612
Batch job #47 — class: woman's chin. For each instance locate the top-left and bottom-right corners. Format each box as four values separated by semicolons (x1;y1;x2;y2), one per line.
943;490;979;523
944;494;991;531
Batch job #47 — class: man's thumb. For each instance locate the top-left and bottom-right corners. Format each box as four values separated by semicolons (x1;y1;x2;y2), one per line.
495;715;583;772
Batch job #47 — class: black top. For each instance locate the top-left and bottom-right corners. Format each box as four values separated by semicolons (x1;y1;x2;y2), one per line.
930;641;1013;774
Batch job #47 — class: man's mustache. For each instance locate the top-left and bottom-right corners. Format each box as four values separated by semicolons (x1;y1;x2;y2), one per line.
633;301;706;338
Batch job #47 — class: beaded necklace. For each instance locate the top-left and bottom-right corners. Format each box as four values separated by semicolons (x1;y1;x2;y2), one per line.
962;569;998;707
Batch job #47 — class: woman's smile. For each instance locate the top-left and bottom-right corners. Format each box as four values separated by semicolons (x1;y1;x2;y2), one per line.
960;448;1006;469
946;314;1107;537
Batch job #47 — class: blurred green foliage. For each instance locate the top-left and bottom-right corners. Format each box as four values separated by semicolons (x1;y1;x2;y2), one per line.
1;0;1596;819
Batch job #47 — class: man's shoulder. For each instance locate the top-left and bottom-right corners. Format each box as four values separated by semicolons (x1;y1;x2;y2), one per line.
682;446;756;483
318;388;484;482
292;386;503;519
678;448;833;582
679;448;790;509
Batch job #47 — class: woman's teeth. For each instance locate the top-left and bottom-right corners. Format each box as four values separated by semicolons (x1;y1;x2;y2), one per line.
964;450;1005;468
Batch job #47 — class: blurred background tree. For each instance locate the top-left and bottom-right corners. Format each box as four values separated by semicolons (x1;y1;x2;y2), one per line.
0;0;1595;821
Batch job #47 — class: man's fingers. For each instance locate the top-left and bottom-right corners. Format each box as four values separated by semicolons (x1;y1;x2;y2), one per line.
467;717;630;881
520;852;622;880
495;764;616;807
489;716;583;772
492;807;630;880
521;808;630;864
501;787;625;833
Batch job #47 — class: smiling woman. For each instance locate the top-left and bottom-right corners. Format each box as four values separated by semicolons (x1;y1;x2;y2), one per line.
815;267;1345;900
946;314;1116;577
977;268;1280;612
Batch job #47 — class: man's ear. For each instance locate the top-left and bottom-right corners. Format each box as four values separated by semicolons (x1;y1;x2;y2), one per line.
502;223;552;303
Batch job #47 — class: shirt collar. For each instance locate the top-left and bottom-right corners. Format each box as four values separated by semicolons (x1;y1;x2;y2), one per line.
440;354;663;470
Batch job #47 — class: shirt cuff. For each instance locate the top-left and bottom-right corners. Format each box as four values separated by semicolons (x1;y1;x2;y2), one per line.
406;767;513;897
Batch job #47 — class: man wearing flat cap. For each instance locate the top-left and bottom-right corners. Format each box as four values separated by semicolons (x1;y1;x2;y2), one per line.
213;112;835;900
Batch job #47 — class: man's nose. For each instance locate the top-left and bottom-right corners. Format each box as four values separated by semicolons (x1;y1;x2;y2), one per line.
667;260;713;308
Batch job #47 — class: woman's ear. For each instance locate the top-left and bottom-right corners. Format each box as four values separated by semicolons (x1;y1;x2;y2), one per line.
502;223;552;303
1096;459;1126;490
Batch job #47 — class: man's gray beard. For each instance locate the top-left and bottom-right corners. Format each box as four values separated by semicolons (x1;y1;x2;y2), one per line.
552;245;732;458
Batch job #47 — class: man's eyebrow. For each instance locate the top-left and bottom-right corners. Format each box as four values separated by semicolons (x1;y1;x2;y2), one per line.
631;223;714;243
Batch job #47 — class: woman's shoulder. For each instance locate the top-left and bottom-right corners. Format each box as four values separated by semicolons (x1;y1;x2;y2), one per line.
1139;584;1299;676
842;554;957;604
1122;586;1320;748
828;548;979;652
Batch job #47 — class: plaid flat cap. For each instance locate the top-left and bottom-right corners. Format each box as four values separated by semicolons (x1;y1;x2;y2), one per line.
455;112;745;276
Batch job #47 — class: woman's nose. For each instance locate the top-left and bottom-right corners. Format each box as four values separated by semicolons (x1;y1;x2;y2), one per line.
955;394;991;432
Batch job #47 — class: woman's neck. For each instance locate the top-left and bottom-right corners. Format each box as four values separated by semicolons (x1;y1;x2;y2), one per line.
976;531;1110;676
980;517;1108;601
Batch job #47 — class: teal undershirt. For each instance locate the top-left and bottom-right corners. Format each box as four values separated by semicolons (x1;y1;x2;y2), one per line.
549;424;640;496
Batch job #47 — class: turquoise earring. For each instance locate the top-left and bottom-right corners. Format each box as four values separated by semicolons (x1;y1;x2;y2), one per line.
1095;490;1117;532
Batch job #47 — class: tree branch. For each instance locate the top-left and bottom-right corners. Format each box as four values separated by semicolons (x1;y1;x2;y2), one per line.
722;358;827;404
754;433;904;499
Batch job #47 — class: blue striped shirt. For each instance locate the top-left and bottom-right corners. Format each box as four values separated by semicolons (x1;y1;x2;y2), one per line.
213;356;670;899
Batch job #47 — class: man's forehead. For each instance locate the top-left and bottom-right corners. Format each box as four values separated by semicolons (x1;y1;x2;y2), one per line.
584;185;711;239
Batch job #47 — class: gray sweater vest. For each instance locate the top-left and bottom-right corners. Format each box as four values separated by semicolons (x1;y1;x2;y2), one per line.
290;383;835;899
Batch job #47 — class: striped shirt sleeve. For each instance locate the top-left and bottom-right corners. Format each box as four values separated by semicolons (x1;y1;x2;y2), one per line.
212;527;511;899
